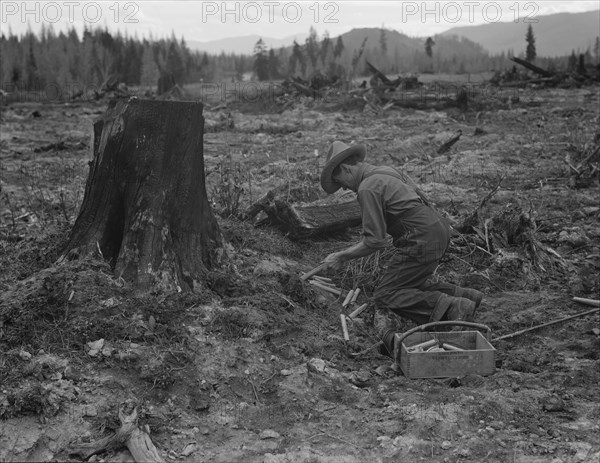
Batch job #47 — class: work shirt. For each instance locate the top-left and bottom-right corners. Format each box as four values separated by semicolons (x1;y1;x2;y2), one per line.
356;164;422;249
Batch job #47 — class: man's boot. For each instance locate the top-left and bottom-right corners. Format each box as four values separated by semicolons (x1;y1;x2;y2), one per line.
444;296;477;323
378;329;397;358
453;287;483;311
421;281;483;316
453;287;483;321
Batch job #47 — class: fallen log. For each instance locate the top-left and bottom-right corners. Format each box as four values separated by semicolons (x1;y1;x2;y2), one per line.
68;404;165;462
499;77;559;87
366;61;421;91
386;94;457;110
258;199;361;240
509;57;554;78
366;61;396;87
290;80;322;98
249;167;438;239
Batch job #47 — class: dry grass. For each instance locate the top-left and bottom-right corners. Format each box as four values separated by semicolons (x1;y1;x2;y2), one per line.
341;244;398;293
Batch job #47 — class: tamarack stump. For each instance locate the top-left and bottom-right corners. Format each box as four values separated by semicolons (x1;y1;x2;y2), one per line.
60;98;224;292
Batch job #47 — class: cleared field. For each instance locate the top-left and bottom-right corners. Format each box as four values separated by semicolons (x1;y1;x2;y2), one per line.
1;83;599;463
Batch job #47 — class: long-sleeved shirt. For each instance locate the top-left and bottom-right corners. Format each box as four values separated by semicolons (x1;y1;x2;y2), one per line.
356;164;422;249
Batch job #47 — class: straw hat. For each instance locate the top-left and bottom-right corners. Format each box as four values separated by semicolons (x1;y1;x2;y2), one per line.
320;141;366;194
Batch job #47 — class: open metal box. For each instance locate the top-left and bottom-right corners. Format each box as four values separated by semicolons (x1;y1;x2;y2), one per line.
393;321;496;379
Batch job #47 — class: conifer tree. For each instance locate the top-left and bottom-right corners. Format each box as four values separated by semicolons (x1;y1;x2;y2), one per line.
525;24;536;62
25;33;39;89
289;40;305;76
425;37;435;58
140;43;159;88
379;26;388;56
305;27;319;72
567;50;577;71
320;31;331;65
333;36;344;59
166;40;185;84
253;38;269;81
267;48;280;79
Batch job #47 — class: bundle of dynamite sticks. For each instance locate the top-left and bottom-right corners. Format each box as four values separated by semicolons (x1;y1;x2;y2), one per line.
406;339;465;353
301;270;369;341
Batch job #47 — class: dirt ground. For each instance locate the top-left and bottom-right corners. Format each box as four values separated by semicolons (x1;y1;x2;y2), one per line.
1;83;599;463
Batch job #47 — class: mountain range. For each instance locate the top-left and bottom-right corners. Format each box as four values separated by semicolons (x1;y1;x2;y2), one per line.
442;10;599;56
188;10;599;57
187;33;308;55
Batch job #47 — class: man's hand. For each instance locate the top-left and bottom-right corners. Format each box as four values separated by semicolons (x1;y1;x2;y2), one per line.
320;240;378;273
321;251;345;271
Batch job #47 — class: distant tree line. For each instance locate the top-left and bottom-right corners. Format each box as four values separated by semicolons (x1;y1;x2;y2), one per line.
250;26;575;82
2;25;598;93
0;25;252;93
253;26;600;81
253;26;504;81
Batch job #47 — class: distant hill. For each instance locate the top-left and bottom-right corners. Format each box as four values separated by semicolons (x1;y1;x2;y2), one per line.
189;26;493;74
188;33;308;55
333;27;421;55
187;27;484;59
441;10;599;56
278;27;491;74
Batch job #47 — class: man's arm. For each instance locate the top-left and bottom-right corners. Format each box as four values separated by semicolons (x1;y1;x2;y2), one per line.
321;240;378;270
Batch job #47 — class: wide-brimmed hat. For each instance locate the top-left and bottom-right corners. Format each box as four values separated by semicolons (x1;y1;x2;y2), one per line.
320;141;366;194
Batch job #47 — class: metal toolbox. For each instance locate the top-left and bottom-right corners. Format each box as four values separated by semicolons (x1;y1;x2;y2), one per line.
393;321;496;379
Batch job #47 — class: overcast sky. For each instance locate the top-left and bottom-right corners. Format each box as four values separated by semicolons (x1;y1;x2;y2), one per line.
1;1;599;41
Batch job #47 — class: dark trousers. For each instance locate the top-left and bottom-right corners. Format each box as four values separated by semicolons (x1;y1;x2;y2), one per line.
373;205;457;325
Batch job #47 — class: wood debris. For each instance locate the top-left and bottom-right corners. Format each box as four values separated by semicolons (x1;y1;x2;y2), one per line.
491;56;600;88
68;403;165;462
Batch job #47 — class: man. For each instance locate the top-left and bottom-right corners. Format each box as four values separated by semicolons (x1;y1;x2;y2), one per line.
319;141;483;330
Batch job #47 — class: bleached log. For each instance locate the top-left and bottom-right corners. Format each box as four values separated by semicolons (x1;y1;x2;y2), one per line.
68;406;165;462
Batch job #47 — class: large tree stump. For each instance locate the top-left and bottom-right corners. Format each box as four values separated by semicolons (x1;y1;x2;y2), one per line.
60;98;224;292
